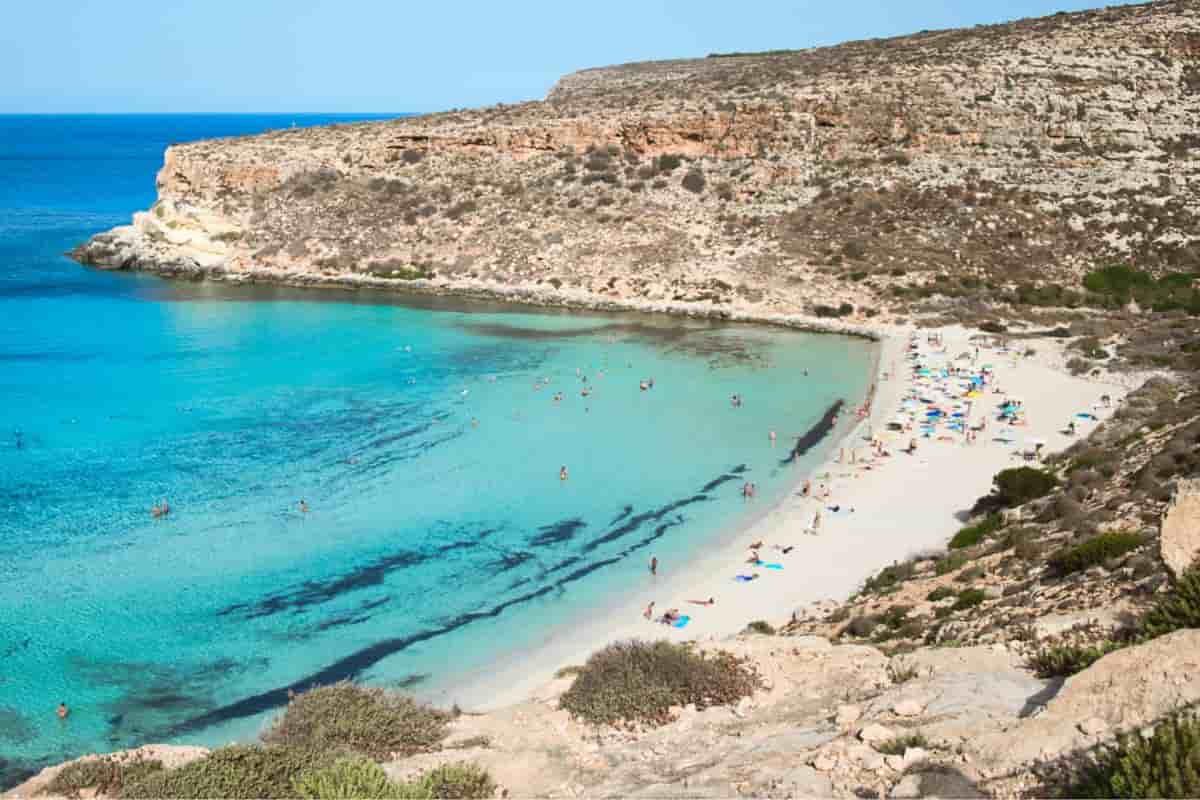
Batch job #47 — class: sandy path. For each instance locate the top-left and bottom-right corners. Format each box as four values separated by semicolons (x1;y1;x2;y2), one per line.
442;325;1127;712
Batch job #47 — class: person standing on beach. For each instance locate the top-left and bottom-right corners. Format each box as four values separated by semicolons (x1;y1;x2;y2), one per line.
650;556;658;576
643;602;655;620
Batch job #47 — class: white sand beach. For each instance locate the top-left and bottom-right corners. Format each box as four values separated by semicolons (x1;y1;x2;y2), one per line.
442;324;1128;712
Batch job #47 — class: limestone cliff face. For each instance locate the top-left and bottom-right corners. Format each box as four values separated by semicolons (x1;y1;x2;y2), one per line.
73;1;1199;321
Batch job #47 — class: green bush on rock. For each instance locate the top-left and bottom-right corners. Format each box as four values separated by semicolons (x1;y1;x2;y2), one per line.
1073;711;1200;797
1140;565;1200;641
949;514;1004;549
558;639;759;727
292;758;496;800
123;745;333;799
46;755;164;798
293;758;398;800
263;682;451;760
1026;643;1115;678
992;467;1059;508
1048;531;1142;576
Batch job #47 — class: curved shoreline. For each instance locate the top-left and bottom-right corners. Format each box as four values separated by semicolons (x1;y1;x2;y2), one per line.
71;252;883;343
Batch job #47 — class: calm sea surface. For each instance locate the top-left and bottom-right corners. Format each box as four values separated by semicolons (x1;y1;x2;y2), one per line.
0;114;875;784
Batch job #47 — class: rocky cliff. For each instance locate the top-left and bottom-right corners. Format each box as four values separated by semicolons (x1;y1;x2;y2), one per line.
72;1;1199;326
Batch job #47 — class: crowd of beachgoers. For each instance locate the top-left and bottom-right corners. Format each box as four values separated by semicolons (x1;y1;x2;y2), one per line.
637;328;1120;632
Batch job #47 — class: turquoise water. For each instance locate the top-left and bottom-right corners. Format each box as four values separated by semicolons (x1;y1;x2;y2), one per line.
0;115;875;784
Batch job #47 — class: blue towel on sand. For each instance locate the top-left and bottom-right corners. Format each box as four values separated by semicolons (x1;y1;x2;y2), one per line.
763;563;783;570
734;575;756;582
673;615;690;629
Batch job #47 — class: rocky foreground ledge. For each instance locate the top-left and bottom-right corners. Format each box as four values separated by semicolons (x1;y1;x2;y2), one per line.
10;631;1200;798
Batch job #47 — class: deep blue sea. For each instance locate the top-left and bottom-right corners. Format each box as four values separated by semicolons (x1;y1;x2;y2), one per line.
0;114;874;785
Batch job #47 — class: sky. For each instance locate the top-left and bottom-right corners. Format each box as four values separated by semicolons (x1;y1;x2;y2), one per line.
2;0;1123;114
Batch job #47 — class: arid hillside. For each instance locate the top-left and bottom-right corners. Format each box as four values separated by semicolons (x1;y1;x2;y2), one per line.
74;1;1198;328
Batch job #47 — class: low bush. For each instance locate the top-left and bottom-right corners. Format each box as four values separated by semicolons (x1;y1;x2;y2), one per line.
1048;531;1143;576
862;561;915;594
992;467;1059;507
949;514;1004;549
935;552;968;576
681;169;706;194
292;758;396;800
846;615;879;638
292;758;495;800
876;733;930;756
952;588;987;611
745;620;775;635
558;640;759;727
1026;643;1116;678
124;746;332;799
262;682;451;760
1140;564;1200;641
1072;711;1200;797
416;762;496;800
656;154;683;173
47;755;165;798
927;586;956;602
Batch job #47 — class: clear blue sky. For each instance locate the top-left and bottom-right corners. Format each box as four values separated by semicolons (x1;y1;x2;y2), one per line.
4;0;1120;113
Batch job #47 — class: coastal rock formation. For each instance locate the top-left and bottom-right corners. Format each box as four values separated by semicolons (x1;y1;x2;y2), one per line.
1161;478;1200;578
71;1;1199;326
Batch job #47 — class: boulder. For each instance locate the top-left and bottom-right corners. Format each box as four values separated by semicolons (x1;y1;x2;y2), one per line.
1161;479;1200;579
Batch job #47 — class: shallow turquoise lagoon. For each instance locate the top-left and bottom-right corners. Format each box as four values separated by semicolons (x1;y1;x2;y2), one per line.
0;115;875;782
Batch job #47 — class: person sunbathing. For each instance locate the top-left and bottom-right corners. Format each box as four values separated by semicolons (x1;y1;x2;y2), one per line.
688;597;715;606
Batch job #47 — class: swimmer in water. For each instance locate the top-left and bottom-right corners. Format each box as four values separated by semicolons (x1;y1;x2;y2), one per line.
57;702;69;720
299;499;309;513
560;466;568;481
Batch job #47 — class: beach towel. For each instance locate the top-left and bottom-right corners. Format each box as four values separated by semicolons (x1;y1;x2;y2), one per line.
673;615;691;629
763;563;784;570
734;575;756;582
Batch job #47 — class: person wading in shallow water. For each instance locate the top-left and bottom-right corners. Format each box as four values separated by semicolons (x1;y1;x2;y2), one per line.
57;702;69;720
650;556;658;576
560;466;568;481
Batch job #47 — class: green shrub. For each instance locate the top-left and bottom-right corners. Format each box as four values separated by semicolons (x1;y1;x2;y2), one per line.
558;640;759;727
124;746;333;799
262;682;450;760
47;755;165;798
656;154;683;172
293;758;398;800
846;615;879;638
876;733;930;756
927;586;956;601
949;514;1004;549
1140;565;1200;641
292;759;495;800
1072;711;1200;797
862;560;916;594
415;762;496;800
992;467;1059;507
952;588;987;611
1048;531;1143;576
745;620;775;635
935;552;968;576
1026;643;1116;678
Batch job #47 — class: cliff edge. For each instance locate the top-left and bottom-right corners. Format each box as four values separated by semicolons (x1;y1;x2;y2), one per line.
72;1;1199;325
